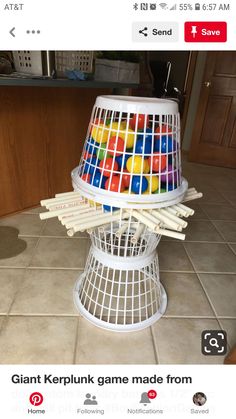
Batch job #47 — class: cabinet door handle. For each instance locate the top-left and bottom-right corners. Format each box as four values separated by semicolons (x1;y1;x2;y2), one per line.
204;81;211;88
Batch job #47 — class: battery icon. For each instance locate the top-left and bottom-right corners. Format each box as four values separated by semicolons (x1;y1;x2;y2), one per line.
195;3;201;10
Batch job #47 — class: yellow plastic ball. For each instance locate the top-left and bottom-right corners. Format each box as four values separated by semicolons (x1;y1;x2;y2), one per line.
143;160;150;174
91;125;109;144
126;156;148;174
146;176;159;193
109;122;135;149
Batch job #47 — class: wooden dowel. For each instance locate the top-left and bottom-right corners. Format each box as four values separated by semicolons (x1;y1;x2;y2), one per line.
67;212;129;237
177;203;194;216
151;209;181;231
41;194;83;206
159;208;188;228
156;227;186;241
187;187;197;194
131;224;145;244
131;210;157;232
39;203;90;220
46;199;86;211
115;223;129;238
59;206;98;223
55;191;78;198
65;208;104;228
183;193;203;202
172;205;187;217
165;207;179;216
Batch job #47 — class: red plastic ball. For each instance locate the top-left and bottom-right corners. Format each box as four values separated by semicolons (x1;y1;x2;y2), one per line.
105;175;125;192
130;114;149;130
99;158;118;177
83;151;94;160
121;170;131;188
107;136;125;156
81;173;91;183
155;124;172;137
148;153;167;172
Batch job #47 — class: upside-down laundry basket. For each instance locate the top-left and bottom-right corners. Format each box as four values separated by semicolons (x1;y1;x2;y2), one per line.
72;95;188;331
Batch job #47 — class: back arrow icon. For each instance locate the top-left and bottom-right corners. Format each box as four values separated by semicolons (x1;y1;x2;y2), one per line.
9;27;16;37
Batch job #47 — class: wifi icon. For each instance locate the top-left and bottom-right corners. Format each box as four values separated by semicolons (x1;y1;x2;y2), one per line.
159;3;168;9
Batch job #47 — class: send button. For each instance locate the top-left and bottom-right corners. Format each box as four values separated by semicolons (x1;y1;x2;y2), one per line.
133;22;179;42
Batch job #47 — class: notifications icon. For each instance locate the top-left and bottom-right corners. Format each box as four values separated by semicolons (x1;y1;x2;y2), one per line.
29;392;44;406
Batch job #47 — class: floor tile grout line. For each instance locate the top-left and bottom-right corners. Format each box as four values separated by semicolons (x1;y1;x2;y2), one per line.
228;243;236;257
1;267;234;275
18;235;89;240
6;268;28;317
150;326;159;364
73;317;80;364
183;244;218;320
150;326;160;365
207;220;227;242
0;266;86;271
215;318;232;351
1;313;235;320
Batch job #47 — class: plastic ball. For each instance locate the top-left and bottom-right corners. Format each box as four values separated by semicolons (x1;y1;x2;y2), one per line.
160;183;176;192
126;156;149;174
134;138;152;155
85;138;96;155
131;176;148;194
146;175;159;193
91;124;109;144
154;136;176;153
117;123;135;148
84;157;100;175
160;165;178;183
107;136;125;156
83;151;94;160
154;188;167;194
99;157;118;177
96;143;111;160
130;114;149;130
81;173;91;183
105;175;125;193
155;124;172;138
115;153;132;169
148;152;167;172
103;205;119;212
121;170;131;188
137;127;153;142
91;171;106;189
143;159;150;174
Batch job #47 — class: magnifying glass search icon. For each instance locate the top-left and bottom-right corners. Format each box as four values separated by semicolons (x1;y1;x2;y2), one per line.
209;338;219;348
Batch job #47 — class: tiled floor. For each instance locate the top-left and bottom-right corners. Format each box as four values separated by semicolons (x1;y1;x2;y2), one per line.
0;160;236;364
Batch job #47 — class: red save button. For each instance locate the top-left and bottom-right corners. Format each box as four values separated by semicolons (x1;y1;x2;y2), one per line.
185;22;227;42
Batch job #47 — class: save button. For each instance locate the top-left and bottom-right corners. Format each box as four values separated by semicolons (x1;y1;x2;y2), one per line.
185;22;227;42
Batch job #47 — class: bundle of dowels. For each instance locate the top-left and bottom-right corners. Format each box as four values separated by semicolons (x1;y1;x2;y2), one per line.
39;188;202;241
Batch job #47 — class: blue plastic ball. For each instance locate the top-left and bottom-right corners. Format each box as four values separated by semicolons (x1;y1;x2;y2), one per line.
131;176;148;194
90;170;106;188
154;136;176;153
115;153;132;169
103;205;119;212
137;127;153;142
85;138;96;155
135;138;152;155
160;182;176;192
84;156;100;174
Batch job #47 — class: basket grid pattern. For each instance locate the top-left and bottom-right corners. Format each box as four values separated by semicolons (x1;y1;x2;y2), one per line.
79;249;161;325
78;103;181;203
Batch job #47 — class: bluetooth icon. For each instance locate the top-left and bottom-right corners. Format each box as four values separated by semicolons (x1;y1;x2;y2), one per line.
133;3;139;10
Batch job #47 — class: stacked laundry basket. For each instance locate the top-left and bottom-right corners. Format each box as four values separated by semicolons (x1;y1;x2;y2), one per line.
40;96;201;332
